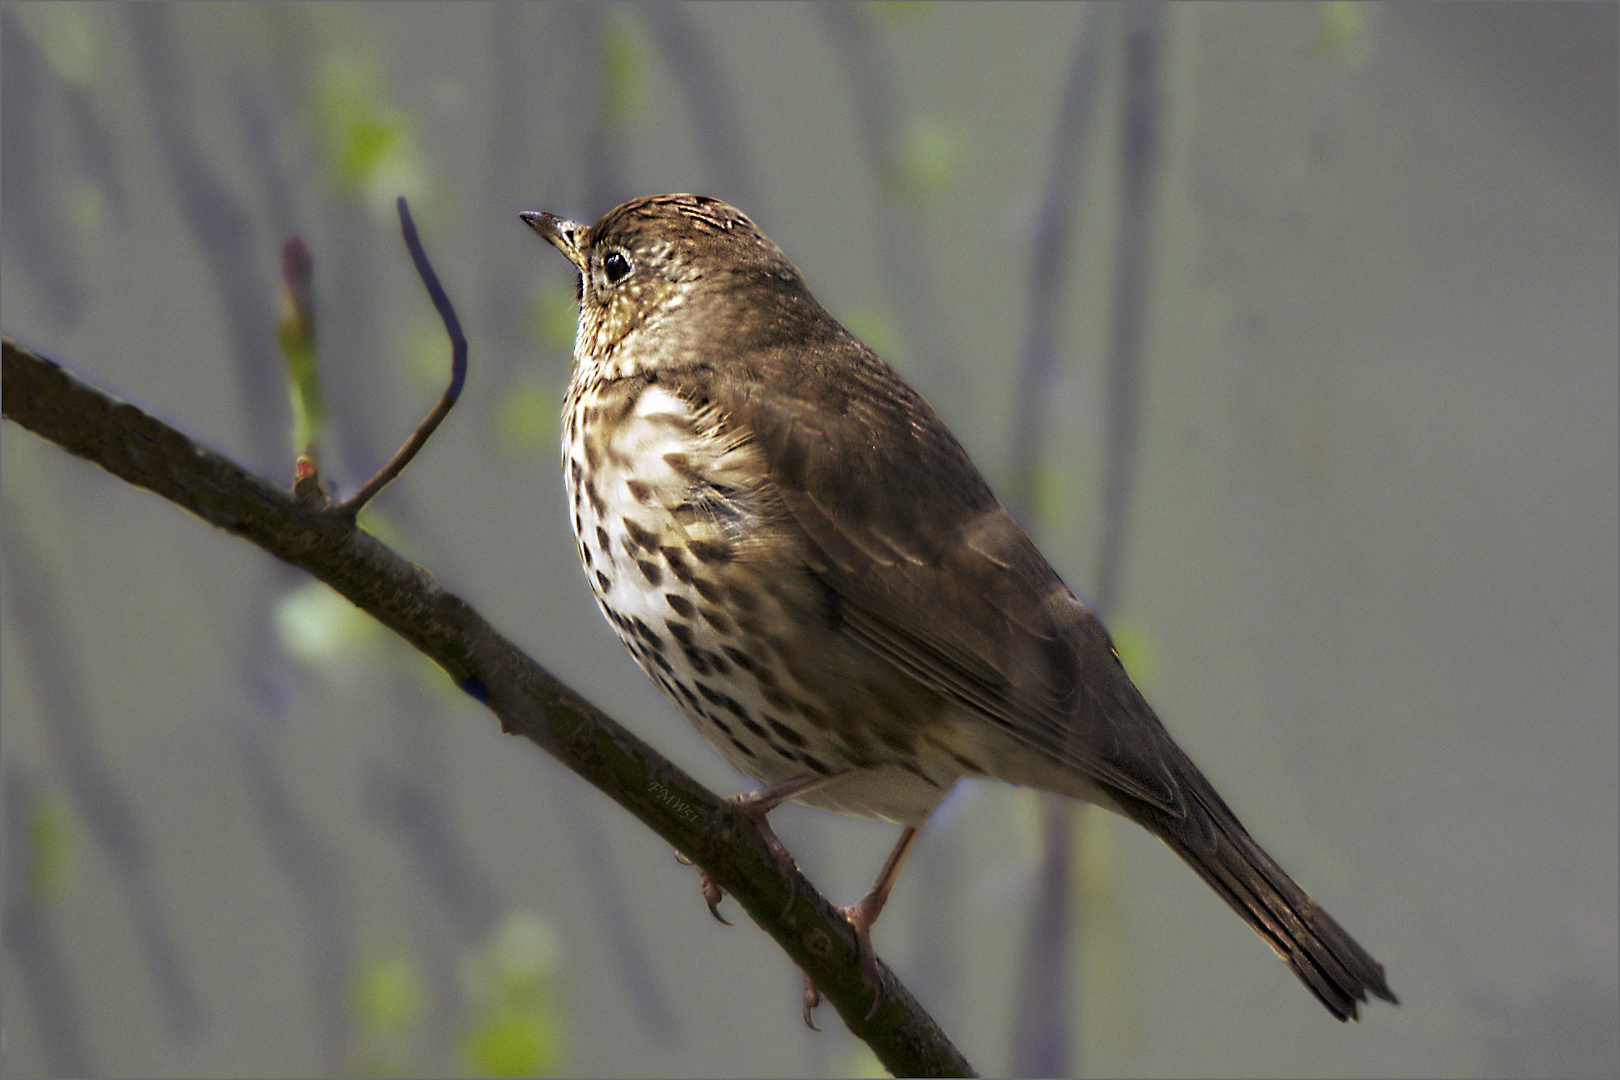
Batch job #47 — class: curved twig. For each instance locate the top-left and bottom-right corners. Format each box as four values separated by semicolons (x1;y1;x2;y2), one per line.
340;197;468;515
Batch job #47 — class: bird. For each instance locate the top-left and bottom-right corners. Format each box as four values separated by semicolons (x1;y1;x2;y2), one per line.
521;193;1396;1023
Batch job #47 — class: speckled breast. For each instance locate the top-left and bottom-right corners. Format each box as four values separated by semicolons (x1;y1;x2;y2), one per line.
560;374;963;825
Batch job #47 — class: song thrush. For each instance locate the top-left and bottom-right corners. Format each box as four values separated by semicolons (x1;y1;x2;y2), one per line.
521;194;1396;1022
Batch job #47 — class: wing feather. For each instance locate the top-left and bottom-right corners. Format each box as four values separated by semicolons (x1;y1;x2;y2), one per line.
687;333;1187;815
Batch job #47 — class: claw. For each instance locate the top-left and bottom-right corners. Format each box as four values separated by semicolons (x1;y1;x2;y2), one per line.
801;972;823;1030
675;849;734;925
840;898;888;1019
698;868;732;926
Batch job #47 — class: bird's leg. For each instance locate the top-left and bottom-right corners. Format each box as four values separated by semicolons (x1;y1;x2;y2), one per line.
690;772;849;924
731;772;845;872
803;823;921;1025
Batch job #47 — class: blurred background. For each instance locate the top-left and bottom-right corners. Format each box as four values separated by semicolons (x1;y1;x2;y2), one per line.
3;3;1616;1076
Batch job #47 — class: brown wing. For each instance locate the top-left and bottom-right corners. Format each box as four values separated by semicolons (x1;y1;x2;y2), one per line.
683;323;1190;817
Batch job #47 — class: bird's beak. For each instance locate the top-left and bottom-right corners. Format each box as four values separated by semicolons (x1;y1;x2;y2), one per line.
521;211;589;274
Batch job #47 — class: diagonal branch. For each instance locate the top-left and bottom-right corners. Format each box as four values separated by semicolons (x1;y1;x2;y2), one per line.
1;336;975;1079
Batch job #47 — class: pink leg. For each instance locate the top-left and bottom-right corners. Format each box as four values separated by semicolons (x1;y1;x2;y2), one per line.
803;824;921;1025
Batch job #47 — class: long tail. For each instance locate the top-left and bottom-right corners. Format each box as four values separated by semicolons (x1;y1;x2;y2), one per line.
1129;744;1398;1020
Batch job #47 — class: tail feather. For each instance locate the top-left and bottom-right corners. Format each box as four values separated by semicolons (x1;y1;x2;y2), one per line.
1136;747;1397;1021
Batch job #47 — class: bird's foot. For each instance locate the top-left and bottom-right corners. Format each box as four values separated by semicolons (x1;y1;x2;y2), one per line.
727;774;845;916
800;892;889;1027
679;774;844;925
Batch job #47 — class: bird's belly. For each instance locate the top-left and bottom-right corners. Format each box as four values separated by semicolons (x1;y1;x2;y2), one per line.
562;385;962;825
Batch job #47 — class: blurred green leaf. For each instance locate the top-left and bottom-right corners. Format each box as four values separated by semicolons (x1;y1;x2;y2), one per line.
12;3;100;84
600;15;643;127
66;180;106;234
1314;2;1372;65
1011;785;1045;861
402;313;455;391
840;1044;889;1078
310;56;424;210
274;579;380;664
341;121;401;187
872;1;936;25
25;792;71;898
533;286;580;353
890;118;969;204
353;507;407;552
346;948;423;1077
1108;620;1157;696
1030;463;1078;528
1073;808;1139;1055
353;949;423;1034
462;913;564;1078
498;380;561;454
837;307;906;370
464;1012;558;1079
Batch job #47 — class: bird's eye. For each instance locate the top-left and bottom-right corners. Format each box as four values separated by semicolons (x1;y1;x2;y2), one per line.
602;250;632;285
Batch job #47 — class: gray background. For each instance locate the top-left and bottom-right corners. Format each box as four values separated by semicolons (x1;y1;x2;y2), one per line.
3;3;1616;1076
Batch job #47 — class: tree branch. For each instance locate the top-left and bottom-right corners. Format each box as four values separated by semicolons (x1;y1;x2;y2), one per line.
1;336;975;1078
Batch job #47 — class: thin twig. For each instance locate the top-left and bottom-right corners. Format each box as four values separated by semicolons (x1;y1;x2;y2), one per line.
340;197;468;515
